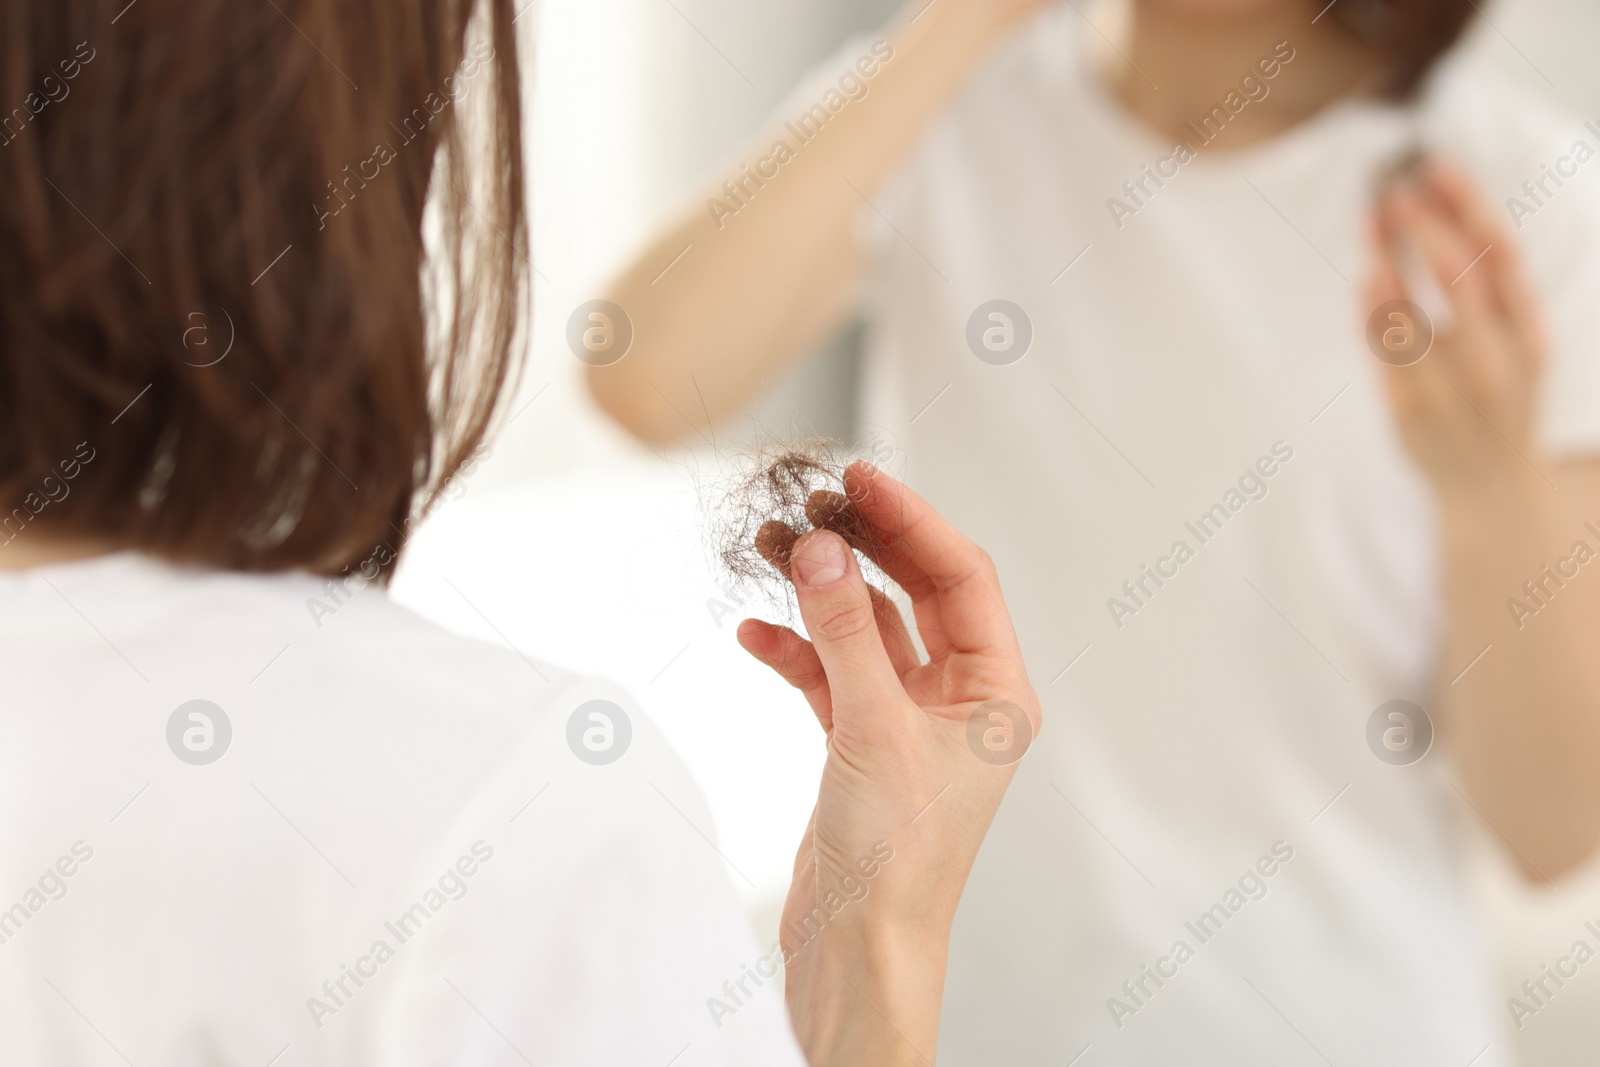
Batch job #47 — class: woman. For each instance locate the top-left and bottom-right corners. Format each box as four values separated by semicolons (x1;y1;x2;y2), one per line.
0;2;1040;1064
591;0;1600;1062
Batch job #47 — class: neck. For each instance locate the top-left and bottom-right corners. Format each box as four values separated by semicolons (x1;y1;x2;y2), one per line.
0;534;117;570
1103;0;1386;148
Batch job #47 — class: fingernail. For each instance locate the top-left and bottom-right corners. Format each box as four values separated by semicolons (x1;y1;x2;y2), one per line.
793;533;848;587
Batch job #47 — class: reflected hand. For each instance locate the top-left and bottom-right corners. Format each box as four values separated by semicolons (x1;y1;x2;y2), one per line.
1367;159;1549;498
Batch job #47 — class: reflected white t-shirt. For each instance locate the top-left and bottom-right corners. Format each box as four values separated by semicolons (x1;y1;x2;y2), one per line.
847;7;1600;1066
0;553;804;1066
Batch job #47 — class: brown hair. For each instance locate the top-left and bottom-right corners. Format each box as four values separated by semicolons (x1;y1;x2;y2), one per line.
1330;0;1477;98
0;0;526;578
708;439;893;612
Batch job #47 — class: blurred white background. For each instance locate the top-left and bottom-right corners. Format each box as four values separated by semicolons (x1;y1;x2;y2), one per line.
391;1;1600;1062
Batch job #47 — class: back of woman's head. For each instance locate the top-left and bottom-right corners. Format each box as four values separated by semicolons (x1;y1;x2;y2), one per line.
0;0;525;577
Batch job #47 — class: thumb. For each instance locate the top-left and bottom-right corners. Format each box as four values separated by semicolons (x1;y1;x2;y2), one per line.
789;530;901;711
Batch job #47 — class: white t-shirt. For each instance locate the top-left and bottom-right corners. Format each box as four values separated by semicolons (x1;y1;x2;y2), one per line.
0;553;805;1066
852;8;1600;1065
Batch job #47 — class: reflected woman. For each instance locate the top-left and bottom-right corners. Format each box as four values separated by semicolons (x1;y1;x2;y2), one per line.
591;0;1600;1061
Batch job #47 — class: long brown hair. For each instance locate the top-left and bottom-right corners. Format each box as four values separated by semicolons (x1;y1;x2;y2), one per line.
0;0;526;578
1331;0;1478;98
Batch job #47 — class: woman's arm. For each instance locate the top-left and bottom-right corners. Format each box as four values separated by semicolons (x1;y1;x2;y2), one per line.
736;464;1041;1064
1371;160;1600;881
587;0;1048;445
1438;461;1600;881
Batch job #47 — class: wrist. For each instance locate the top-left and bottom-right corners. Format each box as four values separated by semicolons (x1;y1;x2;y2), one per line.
1435;462;1553;538
1435;463;1576;634
789;918;951;1067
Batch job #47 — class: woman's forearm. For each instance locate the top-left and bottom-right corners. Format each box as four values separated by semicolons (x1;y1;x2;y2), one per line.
1438;463;1600;880
587;0;1026;444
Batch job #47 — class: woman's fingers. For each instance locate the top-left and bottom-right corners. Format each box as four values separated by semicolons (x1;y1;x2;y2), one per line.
753;517;909;717
1370;199;1457;418
841;462;1016;658
1365;215;1431;424
809;484;955;659
1370;162;1547;482
745;463;1020;682
1390;181;1494;314
1387;181;1519;402
787;529;905;715
755;516;921;677
804;489;880;558
867;586;922;678
755;520;799;572
1425;160;1546;370
737;618;834;731
805;490;933;670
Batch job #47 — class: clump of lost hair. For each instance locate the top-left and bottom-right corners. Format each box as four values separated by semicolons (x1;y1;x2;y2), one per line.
707;439;892;611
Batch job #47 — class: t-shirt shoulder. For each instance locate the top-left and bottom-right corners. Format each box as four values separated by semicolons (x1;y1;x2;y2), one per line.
279;591;808;1063
366;692;807;1066
0;556;807;1065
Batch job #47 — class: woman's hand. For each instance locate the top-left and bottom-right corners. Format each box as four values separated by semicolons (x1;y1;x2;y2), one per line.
1367;158;1550;502
736;462;1040;1067
1365;161;1600;881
